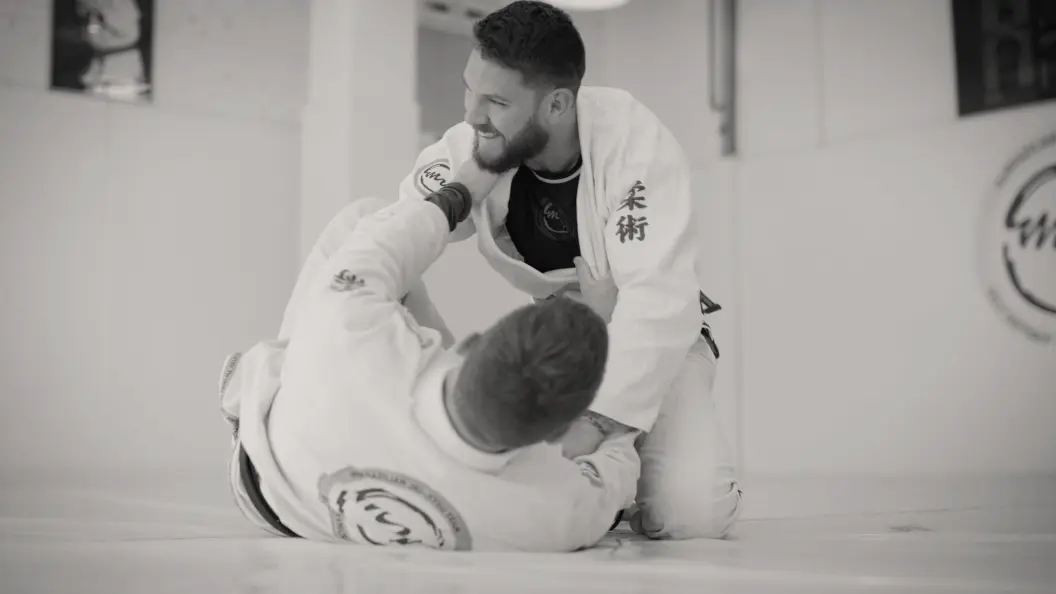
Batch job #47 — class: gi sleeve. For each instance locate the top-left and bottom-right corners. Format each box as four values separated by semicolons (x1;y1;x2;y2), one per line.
297;198;453;336
401;277;457;348
397;127;477;243
559;431;642;551
277;197;384;341
586;129;703;432
393;126;476;340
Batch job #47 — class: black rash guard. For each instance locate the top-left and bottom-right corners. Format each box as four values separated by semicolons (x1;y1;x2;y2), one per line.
504;156;583;273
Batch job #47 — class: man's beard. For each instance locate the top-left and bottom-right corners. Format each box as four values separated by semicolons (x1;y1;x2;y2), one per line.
472;118;550;174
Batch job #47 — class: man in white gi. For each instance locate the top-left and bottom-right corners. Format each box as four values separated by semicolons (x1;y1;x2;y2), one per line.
219;162;640;552
398;0;741;539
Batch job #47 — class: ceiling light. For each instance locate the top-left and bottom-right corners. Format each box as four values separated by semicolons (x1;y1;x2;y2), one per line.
548;0;631;11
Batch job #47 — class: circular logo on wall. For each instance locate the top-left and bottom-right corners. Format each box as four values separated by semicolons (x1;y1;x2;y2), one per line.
317;466;472;550
977;131;1056;344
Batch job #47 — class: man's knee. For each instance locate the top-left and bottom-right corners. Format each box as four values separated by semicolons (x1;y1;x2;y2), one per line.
634;344;740;540
637;480;743;540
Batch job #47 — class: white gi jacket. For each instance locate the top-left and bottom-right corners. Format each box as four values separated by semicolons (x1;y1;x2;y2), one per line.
399;87;706;432
220;198;640;552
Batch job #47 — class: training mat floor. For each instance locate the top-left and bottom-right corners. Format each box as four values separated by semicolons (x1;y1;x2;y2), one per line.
2;471;1053;593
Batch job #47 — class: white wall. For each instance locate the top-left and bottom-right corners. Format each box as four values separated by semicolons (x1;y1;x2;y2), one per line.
299;0;419;260
736;0;1056;475
0;0;307;474
417;26;475;139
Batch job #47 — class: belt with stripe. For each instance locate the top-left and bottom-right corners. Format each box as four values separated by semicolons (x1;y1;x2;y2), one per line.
238;446;300;539
701;324;720;360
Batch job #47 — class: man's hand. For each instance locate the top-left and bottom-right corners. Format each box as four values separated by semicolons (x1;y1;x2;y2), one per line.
559;416;606;459
573;257;618;323
453;157;501;207
560;411;637;459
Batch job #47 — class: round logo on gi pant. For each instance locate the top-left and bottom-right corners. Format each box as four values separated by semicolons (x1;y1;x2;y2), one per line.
976;131;1056;345
317;467;472;550
415;159;451;196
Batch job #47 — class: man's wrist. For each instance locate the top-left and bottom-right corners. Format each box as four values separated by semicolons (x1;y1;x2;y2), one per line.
424;182;471;231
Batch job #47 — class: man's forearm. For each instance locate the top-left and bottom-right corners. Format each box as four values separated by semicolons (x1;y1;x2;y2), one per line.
582;410;636;438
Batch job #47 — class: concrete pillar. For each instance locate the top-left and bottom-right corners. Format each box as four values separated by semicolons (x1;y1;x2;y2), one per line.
300;0;419;260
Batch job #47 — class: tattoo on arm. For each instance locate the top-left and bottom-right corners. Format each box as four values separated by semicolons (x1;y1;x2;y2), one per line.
582;411;634;438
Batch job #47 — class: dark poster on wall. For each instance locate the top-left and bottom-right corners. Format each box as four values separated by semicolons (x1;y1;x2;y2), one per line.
50;0;155;102
952;0;1056;117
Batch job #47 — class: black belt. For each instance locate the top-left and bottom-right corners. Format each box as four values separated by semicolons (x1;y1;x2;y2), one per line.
238;446;300;538
701;324;720;360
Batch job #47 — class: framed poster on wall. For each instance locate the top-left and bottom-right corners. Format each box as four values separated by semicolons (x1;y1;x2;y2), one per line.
50;0;155;103
952;0;1056;116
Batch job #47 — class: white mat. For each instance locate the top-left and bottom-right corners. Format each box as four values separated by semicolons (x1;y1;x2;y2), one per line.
2;471;1053;593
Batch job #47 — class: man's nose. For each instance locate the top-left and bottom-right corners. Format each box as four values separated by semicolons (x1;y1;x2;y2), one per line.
464;96;488;128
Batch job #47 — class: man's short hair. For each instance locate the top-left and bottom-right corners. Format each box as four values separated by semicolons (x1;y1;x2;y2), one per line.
455;297;608;450
472;0;587;95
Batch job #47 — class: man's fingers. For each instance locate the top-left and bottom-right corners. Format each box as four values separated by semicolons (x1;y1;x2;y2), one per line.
573;257;594;283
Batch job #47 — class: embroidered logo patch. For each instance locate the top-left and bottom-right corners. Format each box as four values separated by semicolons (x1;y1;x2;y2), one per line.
318;467;473;550
535;197;575;240
615;180;649;243
414;159;451;196
618;181;647;211
331;270;365;292
615;215;648;243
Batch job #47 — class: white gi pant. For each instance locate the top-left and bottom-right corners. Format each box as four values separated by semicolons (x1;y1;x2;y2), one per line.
631;339;741;540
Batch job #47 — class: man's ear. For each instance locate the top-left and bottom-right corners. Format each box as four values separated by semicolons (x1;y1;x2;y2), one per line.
541;87;576;124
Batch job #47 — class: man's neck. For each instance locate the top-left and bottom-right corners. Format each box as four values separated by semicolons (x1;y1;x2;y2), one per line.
524;116;580;174
442;370;508;454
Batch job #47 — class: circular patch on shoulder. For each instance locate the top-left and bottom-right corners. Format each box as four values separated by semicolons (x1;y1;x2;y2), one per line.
414;159;452;196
